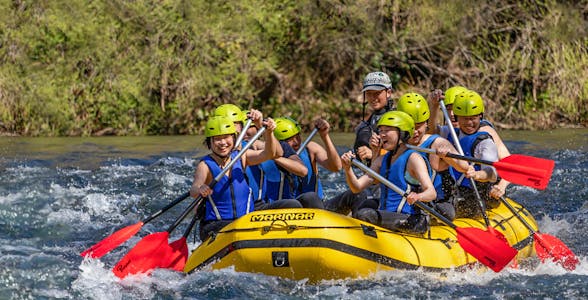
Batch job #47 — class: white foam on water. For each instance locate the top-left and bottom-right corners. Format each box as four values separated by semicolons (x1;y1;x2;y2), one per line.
72;258;124;300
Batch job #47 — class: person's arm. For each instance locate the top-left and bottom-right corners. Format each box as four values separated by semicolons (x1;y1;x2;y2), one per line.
468;139;499;182
432;138;470;172
189;161;213;198
275;155;308;177
427;89;444;134
273;141;307;177
405;153;437;204
480;126;511;198
245;117;281;166
313;119;342;172
341;151;375;193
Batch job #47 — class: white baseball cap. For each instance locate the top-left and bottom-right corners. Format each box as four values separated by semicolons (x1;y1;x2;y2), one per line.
361;72;392;92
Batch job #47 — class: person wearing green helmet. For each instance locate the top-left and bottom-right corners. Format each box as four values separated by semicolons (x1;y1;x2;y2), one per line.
448;90;501;217
250;116;318;210
428;87;512;201
393;92;474;221
277;117;342;202
190;111;282;240
338;111;437;234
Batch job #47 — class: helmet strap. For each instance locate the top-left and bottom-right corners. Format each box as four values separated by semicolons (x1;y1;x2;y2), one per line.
362;92;367;121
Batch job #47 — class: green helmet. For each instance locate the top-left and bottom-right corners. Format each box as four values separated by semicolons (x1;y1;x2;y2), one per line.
396;93;430;123
444;86;468;105
377;110;415;139
274;117;301;141
453;90;485;117
205;116;237;137
214;104;247;123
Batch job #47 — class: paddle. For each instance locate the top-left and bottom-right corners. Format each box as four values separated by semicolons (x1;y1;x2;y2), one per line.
498;196;578;270
235;118;252;147
162;207;201;271
112;126;267;278
80;191;190;258
296;127;319;156
438;100;507;240
406;145;555;190
351;159;518;272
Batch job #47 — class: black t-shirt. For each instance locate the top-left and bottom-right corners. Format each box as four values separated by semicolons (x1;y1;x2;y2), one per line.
280;140;297;158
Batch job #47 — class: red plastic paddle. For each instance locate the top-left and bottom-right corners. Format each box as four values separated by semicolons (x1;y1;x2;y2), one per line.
352;159;518;272
80;191;190;258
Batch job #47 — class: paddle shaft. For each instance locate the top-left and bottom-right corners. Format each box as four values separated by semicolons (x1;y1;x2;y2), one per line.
440;100;492;227
498;196;537;234
296;127;319;155
350;159;456;228
406;144;499;166
235;118;253;147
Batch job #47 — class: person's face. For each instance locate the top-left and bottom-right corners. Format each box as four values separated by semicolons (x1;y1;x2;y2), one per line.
244;125;258;141
364;89;390;111
446;104;459;128
409;121;427;144
285;133;302;151
211;134;234;156
233;122;243;134
457;115;482;135
378;125;400;150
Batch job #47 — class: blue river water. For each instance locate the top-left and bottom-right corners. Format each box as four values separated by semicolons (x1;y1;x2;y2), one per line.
0;130;587;299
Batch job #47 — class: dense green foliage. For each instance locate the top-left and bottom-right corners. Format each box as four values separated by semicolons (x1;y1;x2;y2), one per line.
1;0;587;136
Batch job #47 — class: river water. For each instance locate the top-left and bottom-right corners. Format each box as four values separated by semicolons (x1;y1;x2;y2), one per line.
0;130;587;299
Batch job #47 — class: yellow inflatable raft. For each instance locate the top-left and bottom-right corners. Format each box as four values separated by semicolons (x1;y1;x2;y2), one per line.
183;198;537;282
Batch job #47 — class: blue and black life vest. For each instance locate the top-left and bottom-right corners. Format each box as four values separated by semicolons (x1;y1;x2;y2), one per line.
241;140;262;201
258;159;295;203
417;135;444;200
295;148;325;199
449;131;492;188
202;151;253;221
379;149;418;215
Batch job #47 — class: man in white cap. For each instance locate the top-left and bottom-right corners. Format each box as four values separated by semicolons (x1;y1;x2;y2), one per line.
353;71;394;164
325;71;393;216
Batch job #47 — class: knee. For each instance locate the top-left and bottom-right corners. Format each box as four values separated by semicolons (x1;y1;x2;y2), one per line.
355;208;379;224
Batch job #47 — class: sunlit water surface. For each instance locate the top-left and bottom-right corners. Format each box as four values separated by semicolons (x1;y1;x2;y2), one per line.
0;130;587;299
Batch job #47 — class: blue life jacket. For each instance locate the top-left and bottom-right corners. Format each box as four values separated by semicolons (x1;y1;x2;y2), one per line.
379;149;418;215
449;131;492;188
258;159;295;202
295;148;325;199
417;135;444;200
202;151;253;221
241;140;262;201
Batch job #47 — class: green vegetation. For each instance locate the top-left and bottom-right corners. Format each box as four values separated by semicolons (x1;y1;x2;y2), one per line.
1;0;586;136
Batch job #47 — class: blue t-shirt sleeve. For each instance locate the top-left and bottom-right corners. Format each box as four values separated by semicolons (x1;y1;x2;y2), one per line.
279;141;297;158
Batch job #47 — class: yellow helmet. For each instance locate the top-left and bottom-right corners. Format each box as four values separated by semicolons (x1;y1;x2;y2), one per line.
274;117;301;140
444;86;468;105
396;93;430;123
377;111;415;140
453;90;485;117
214;104;247;123
205;116;237;137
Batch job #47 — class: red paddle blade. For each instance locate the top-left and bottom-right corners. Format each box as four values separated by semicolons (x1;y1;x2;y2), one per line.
494;154;555;190
533;233;578;271
161;237;189;272
112;232;170;278
81;222;144;258
456;227;518;272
